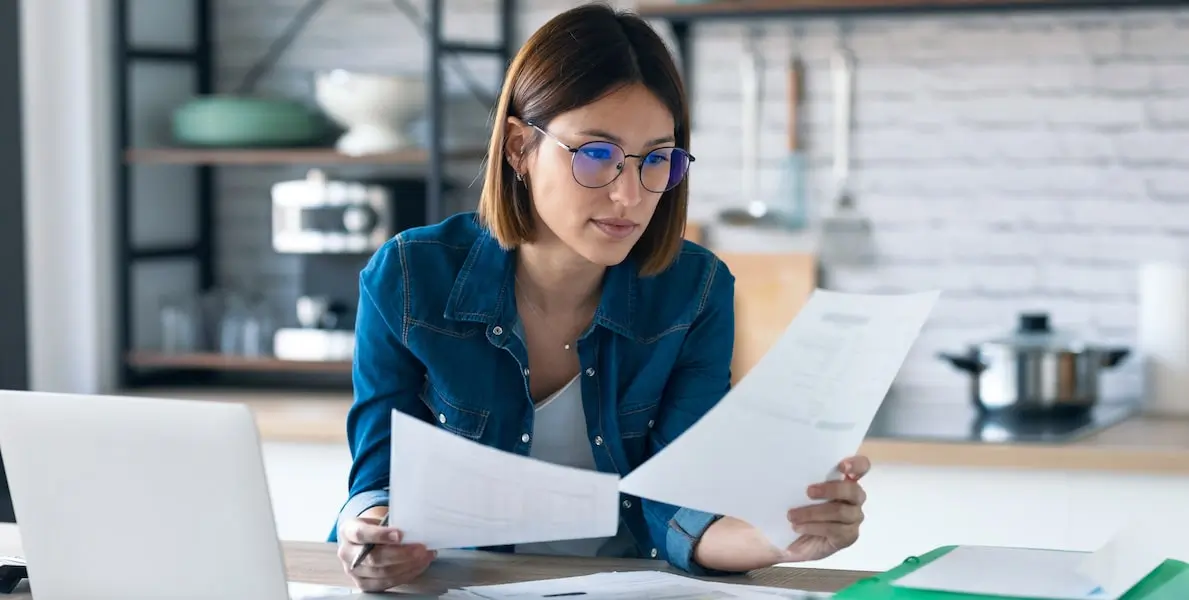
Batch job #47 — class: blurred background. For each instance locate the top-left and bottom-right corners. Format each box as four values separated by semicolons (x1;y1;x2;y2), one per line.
3;0;1189;573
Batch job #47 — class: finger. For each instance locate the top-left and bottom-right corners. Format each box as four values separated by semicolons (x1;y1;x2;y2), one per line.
354;576;399;593
341;519;403;545
838;455;871;480
788;501;863;526
807;480;867;505
790;522;860;549
363;544;433;568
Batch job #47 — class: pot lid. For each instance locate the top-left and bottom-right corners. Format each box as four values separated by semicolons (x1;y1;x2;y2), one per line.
981;312;1095;351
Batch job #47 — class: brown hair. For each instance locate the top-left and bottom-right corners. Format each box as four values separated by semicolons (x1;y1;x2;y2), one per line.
476;2;691;277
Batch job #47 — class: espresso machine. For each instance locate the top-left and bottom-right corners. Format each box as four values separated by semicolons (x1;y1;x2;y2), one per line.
270;169;428;361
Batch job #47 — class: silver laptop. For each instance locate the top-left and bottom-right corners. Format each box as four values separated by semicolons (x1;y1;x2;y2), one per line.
0;390;368;600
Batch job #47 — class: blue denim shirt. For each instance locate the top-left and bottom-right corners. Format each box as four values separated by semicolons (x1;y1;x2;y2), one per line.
330;212;738;575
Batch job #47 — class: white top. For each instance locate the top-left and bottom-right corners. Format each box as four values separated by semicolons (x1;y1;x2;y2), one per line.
514;375;631;558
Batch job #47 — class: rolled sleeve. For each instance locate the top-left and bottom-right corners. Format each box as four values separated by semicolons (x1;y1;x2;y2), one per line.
639;256;744;575
335;489;390;532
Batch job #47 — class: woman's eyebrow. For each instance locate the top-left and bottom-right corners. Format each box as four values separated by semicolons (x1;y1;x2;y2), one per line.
578;128;676;147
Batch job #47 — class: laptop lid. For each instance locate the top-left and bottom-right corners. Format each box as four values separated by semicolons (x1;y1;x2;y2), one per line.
0;391;291;600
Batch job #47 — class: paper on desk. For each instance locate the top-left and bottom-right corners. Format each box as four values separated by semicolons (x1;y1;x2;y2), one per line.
619;289;940;548
1077;517;1189;598
388;409;621;550
891;546;1109;600
461;570;835;599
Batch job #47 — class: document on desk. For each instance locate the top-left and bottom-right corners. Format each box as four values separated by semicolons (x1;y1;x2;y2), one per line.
891;546;1108;599
460;570;835;599
619;289;940;548
388;409;621;550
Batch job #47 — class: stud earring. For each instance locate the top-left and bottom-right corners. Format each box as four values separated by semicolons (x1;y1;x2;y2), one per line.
515;171;523;182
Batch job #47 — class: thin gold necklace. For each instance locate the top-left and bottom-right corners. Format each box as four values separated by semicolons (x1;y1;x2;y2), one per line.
514;276;592;351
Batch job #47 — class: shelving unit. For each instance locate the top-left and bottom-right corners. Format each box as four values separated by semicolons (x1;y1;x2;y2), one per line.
639;0;1189;109
114;1;517;389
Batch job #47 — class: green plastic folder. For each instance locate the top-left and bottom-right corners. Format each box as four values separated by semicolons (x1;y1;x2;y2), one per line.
833;546;1189;600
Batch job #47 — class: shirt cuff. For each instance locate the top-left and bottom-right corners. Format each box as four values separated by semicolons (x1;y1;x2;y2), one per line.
337;488;390;530
666;508;740;576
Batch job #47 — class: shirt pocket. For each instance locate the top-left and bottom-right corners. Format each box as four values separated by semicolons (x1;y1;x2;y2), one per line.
420;381;490;441
617;397;660;441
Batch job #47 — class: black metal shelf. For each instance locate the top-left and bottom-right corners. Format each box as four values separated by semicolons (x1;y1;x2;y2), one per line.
113;0;518;389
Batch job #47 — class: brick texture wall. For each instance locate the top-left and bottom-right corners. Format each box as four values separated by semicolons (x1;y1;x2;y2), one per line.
213;0;1189;402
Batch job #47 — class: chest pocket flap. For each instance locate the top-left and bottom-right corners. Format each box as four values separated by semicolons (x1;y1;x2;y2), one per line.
420;382;489;440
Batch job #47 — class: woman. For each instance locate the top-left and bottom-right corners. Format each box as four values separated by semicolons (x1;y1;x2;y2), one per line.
331;3;870;592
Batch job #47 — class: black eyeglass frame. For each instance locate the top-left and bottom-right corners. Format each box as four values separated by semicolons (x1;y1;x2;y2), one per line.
526;121;696;193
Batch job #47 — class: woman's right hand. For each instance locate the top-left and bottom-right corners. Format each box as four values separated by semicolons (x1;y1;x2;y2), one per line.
336;510;436;592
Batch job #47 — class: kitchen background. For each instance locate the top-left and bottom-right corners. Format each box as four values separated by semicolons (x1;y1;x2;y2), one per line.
122;0;1189;404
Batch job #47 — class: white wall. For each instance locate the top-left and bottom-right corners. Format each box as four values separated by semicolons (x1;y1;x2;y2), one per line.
19;0;117;394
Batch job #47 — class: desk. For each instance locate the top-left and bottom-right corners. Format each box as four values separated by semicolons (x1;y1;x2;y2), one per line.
0;538;872;597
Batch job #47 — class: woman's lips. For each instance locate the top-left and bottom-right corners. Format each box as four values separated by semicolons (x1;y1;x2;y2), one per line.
591;218;638;240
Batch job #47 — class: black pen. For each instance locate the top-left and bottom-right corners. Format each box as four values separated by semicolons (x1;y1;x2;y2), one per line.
350;513;390;570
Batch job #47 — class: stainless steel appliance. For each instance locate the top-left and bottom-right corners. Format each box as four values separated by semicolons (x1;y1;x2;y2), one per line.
938;313;1132;414
270;170;430;361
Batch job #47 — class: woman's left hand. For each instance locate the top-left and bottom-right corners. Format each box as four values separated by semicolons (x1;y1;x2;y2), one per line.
780;455;870;563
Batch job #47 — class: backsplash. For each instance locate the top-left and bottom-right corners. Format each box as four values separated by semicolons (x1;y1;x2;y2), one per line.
213;0;1189;401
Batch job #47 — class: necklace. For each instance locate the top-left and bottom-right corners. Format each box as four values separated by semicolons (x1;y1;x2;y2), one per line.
514;277;593;351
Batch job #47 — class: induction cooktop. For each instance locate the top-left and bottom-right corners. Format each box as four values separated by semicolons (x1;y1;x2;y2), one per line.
865;398;1140;444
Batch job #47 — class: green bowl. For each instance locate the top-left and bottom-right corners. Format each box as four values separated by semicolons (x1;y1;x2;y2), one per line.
171;95;332;147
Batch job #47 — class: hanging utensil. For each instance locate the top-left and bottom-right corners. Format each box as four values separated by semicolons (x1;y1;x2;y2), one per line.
778;44;808;230
818;35;875;267
718;28;781;228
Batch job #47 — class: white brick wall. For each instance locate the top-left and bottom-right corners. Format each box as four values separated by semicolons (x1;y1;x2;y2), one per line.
213;1;1189;402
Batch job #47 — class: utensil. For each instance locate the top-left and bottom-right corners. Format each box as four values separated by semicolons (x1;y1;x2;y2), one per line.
718;29;782;228
818;41;875;266
937;312;1132;414
778;39;808;229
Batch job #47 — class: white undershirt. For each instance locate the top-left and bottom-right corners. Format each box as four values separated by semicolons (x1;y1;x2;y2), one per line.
514;374;621;557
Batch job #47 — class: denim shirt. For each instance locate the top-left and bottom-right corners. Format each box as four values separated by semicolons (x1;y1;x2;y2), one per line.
330;212;738;575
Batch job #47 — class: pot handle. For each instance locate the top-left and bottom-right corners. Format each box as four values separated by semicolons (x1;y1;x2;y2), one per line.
1103;348;1131;367
937;351;986;374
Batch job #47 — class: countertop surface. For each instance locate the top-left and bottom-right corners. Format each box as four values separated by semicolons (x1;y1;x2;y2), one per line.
122;387;1189;475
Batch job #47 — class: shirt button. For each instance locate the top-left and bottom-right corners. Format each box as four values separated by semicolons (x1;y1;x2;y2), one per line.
647;419;655;428
594;435;604;446
492;325;504;335
622;499;632;508
585;368;595;376
438;413;447;424
521;433;531;443
650;548;658;558
523;368;530;376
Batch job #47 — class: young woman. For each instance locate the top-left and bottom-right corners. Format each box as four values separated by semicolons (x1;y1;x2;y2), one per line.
331;3;870;592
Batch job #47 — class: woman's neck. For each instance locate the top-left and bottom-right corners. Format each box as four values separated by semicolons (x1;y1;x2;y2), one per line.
515;242;604;315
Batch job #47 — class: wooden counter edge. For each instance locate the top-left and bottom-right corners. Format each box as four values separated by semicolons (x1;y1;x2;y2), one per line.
281;540;875;594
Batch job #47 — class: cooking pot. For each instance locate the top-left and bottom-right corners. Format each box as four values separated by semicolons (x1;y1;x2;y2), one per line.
938;312;1131;414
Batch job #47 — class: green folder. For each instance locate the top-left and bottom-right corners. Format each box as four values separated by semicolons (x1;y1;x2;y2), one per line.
833;546;1189;600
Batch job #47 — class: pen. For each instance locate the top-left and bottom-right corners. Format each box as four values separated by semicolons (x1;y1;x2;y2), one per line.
350;513;390;570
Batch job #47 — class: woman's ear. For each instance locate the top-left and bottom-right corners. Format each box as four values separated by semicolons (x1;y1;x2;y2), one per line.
504;116;530;174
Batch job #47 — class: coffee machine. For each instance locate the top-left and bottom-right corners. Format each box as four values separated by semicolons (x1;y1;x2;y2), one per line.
270;169;428;361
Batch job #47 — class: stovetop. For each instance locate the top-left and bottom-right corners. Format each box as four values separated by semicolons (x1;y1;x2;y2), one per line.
865;397;1140;444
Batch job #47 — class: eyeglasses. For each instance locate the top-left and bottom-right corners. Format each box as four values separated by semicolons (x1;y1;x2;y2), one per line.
528;122;694;193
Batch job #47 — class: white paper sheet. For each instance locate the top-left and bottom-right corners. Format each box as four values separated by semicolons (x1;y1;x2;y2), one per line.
618;289;940;548
1077;517;1189;598
891;546;1109;600
461;570;834;599
285;581;365;599
388;409;621;550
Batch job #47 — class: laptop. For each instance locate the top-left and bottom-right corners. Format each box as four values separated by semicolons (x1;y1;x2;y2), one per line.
0;390;372;599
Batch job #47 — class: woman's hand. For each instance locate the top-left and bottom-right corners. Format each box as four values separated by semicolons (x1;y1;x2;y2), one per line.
781;455;870;563
336;509;436;592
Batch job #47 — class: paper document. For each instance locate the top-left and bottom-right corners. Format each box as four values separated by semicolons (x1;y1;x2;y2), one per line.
891;546;1107;599
286;581;364;599
619;289;940;548
1077;517;1189;598
461;570;834;599
388;409;621;550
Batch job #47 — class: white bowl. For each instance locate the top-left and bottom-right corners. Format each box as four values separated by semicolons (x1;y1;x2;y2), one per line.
314;69;427;156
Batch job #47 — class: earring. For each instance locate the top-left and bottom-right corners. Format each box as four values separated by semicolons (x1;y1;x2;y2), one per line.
515;171;524;182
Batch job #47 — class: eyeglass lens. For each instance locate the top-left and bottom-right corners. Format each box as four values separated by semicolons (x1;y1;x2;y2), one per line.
571;142;691;193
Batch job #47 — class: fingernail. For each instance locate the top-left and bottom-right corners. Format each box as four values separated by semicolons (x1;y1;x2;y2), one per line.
807;485;823;498
793;525;804;534
389;530;403;543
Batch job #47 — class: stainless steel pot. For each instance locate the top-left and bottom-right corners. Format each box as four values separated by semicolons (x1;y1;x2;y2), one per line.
938;313;1131;413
